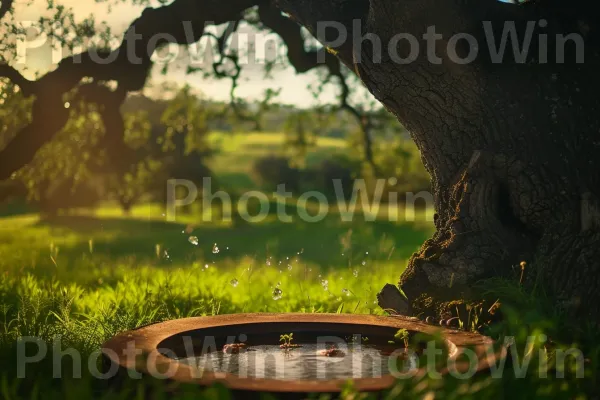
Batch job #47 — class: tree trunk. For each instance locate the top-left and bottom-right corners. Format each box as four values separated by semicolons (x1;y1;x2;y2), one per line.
349;0;600;317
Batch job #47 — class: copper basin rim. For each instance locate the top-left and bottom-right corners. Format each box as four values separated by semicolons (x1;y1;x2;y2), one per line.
102;313;505;393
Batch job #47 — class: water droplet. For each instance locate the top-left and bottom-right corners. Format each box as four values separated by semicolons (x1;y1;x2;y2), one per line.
189;236;199;246
230;278;239;287
204;264;209;269
365;251;369;255
342;288;350;296
272;287;283;300
361;261;366;266
353;269;359;277
212;243;220;254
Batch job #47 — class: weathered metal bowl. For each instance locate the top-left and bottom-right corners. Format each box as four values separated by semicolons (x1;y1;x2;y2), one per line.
102;313;503;394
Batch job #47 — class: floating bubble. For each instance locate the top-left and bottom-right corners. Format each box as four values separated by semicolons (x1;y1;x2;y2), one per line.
361;261;366;266
272;287;283;300
189;236;199;246
321;279;329;291
212;243;220;254
287;264;293;271
230;278;239;287
342;288;350;296
353;269;359;277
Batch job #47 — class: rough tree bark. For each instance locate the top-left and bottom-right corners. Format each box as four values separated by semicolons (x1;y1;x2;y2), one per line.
276;0;600;318
2;0;600;317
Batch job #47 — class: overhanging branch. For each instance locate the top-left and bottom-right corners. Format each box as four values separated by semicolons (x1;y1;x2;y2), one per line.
0;64;34;96
0;0;261;180
0;0;14;21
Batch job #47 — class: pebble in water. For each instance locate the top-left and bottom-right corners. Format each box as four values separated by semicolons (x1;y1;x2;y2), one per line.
272;287;283;300
230;278;239;287
189;236;199;246
212;243;220;254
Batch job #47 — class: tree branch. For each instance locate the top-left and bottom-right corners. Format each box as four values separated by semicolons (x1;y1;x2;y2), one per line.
0;0;14;21
0;64;35;96
274;0;369;69
0;0;261;180
259;3;376;168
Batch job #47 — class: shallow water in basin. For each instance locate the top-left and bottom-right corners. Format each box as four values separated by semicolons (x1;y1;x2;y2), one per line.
176;344;417;380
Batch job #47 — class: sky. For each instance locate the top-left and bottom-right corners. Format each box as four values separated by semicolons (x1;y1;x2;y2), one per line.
9;0;342;107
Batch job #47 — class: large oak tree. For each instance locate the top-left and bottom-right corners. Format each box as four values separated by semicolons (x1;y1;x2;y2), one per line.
1;0;599;317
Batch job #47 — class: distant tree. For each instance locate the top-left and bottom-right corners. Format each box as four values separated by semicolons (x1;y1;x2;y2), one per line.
283;110;317;167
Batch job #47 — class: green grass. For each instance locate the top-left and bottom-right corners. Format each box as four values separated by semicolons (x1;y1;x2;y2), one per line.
0;207;598;399
0;206;437;399
0;132;598;398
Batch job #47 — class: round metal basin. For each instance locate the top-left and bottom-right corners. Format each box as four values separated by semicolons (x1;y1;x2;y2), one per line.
102;313;503;394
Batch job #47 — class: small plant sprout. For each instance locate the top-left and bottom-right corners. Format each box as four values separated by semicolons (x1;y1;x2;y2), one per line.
391;329;410;348
519;261;527;285
279;333;301;349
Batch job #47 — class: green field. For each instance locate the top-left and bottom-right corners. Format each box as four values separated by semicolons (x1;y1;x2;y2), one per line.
206;131;350;191
0;205;441;398
0;132;596;399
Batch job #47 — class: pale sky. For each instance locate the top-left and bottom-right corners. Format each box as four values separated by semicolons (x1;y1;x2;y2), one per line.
10;0;345;107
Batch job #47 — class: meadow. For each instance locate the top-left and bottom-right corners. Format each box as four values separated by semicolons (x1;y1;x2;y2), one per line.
0;132;597;399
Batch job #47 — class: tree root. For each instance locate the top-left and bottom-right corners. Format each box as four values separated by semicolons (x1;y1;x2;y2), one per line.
389;150;536;317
